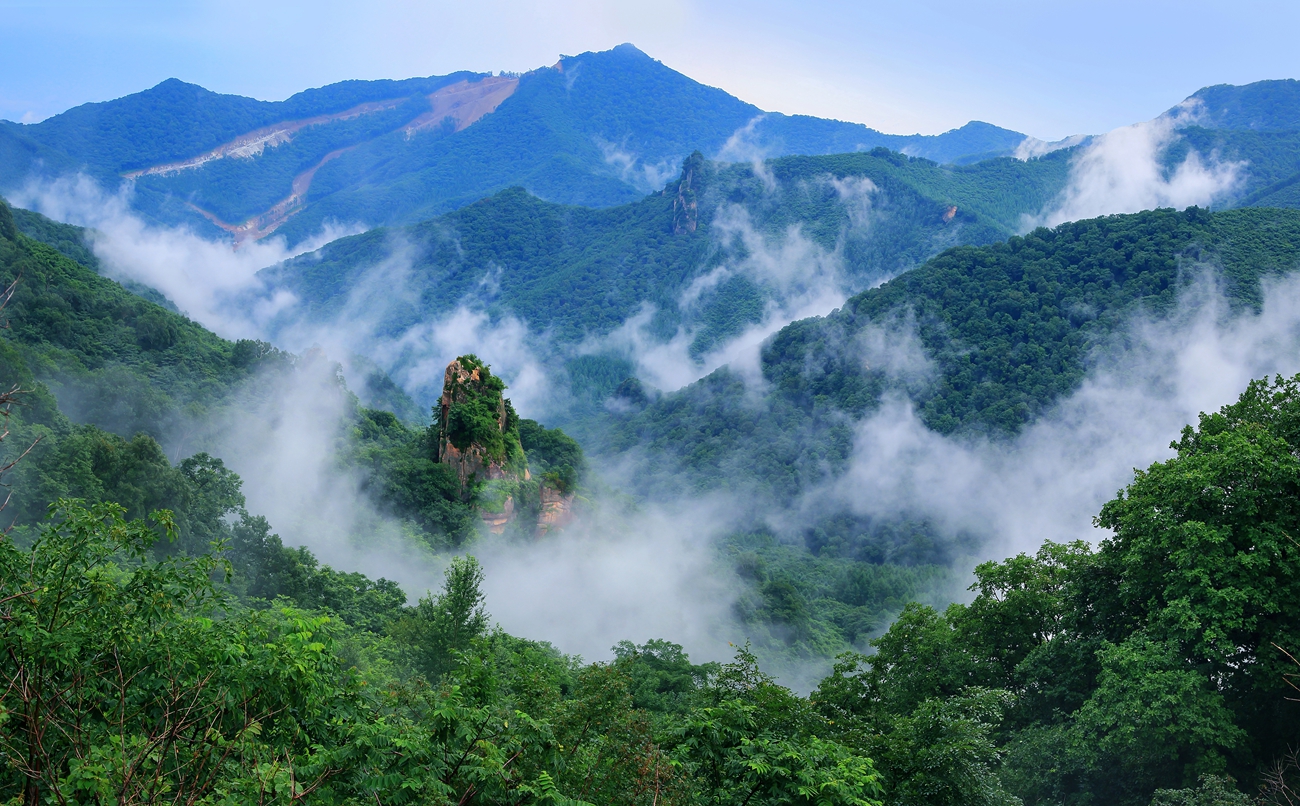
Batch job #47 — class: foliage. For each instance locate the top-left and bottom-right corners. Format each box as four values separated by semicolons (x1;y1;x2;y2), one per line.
519;418;584;492
0;197;297;449
807;372;1300;805
443;356;513;460
669;646;885;806
0;499;888;806
390;555;490;681
0;499;353;805
0;45;1036;245
594;206;1300;506
1180;79;1300;131
5;73;472;179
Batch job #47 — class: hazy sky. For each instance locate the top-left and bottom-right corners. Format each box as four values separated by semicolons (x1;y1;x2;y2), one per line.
1;0;1296;140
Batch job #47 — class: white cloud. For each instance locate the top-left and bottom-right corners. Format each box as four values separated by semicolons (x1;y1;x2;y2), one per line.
825;271;1300;560
715;115;776;192
12;174;361;339
594;136;680;193
1026;115;1244;230
1013;133;1089;161
476;493;743;663
584;201;850;392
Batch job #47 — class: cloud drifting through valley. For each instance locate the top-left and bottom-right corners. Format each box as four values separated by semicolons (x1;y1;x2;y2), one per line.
823;273;1300;560
9;105;1299;673
1026;112;1245;229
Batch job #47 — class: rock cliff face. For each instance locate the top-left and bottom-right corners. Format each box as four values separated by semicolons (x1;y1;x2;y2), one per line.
671;151;703;235
536;485;575;537
435;356;577;536
436;357;524;491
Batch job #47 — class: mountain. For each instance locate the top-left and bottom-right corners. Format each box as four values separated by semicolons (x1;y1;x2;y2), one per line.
587;206;1300;504
1;73;477;179
259;148;1073;405
0;45;1028;245
1176;78;1300;130
3;188;1298;804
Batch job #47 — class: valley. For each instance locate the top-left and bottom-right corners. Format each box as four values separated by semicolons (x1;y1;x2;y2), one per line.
2;42;1300;806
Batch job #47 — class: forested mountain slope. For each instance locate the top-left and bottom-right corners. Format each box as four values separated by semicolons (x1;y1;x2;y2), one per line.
0;196;576;553
1177;77;1300;130
1;73;477;179
0;45;1027;245
260;149;1074;405
590;206;1300;499
0;178;1297;805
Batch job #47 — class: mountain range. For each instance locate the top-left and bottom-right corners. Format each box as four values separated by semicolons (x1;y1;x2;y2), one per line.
4;44;1300;803
1;44;1032;244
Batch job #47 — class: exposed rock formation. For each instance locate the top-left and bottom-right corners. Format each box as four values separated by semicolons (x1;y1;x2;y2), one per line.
436;357;524;491
536;485;575;537
435;356;579;536
672;151;703;235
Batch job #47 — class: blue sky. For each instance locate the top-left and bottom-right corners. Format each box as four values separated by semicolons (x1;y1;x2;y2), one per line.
1;0;1296;140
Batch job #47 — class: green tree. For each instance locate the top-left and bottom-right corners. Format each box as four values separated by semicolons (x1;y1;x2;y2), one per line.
391;555;490;681
0;499;353;805
1095;373;1300;768
671;646;885;806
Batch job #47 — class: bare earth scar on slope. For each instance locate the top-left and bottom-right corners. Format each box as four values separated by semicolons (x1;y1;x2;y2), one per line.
128;75;521;243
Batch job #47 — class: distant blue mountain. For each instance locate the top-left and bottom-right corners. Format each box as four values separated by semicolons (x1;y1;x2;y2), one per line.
0;44;1028;244
1175;79;1300;131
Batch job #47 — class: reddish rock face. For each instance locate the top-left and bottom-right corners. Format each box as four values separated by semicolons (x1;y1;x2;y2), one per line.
435;356;577;537
536;485;575;537
480;494;515;535
436;360;517;493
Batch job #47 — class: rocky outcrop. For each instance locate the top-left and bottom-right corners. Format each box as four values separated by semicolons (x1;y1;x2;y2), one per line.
435;357;529;534
536;485;575;537
436;357;524;492
480;495;516;534
672;151;703;235
435;356;581;537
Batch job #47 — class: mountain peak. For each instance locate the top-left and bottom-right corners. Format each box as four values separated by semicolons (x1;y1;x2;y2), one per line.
1176;78;1300;131
610;43;649;58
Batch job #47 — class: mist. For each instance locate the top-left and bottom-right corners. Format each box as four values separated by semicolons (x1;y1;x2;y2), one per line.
715;115;777;191
194;352;447;590
1013;133;1090;162
15;157;1300;676
822;270;1300;563
11;175;361;340
578;171;887;396
595;136;679;195
262;239;555;415
475;494;745;663
591;200;851;392
1027;113;1244;229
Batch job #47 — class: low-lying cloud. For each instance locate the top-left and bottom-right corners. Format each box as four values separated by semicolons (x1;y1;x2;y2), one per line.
476;494;744;663
1013;133;1089;162
196;353;446;590
19;161;1300;675
715;115;776;192
824;271;1300;562
12;175;360;340
595;136;679;194
586;201;851;392
1026;114;1244;229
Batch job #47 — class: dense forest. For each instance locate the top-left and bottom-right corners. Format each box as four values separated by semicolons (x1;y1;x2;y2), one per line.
261;147;1072;410
5;66;1300;799
590;206;1300;501
2;328;1298;804
5;176;1300;801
